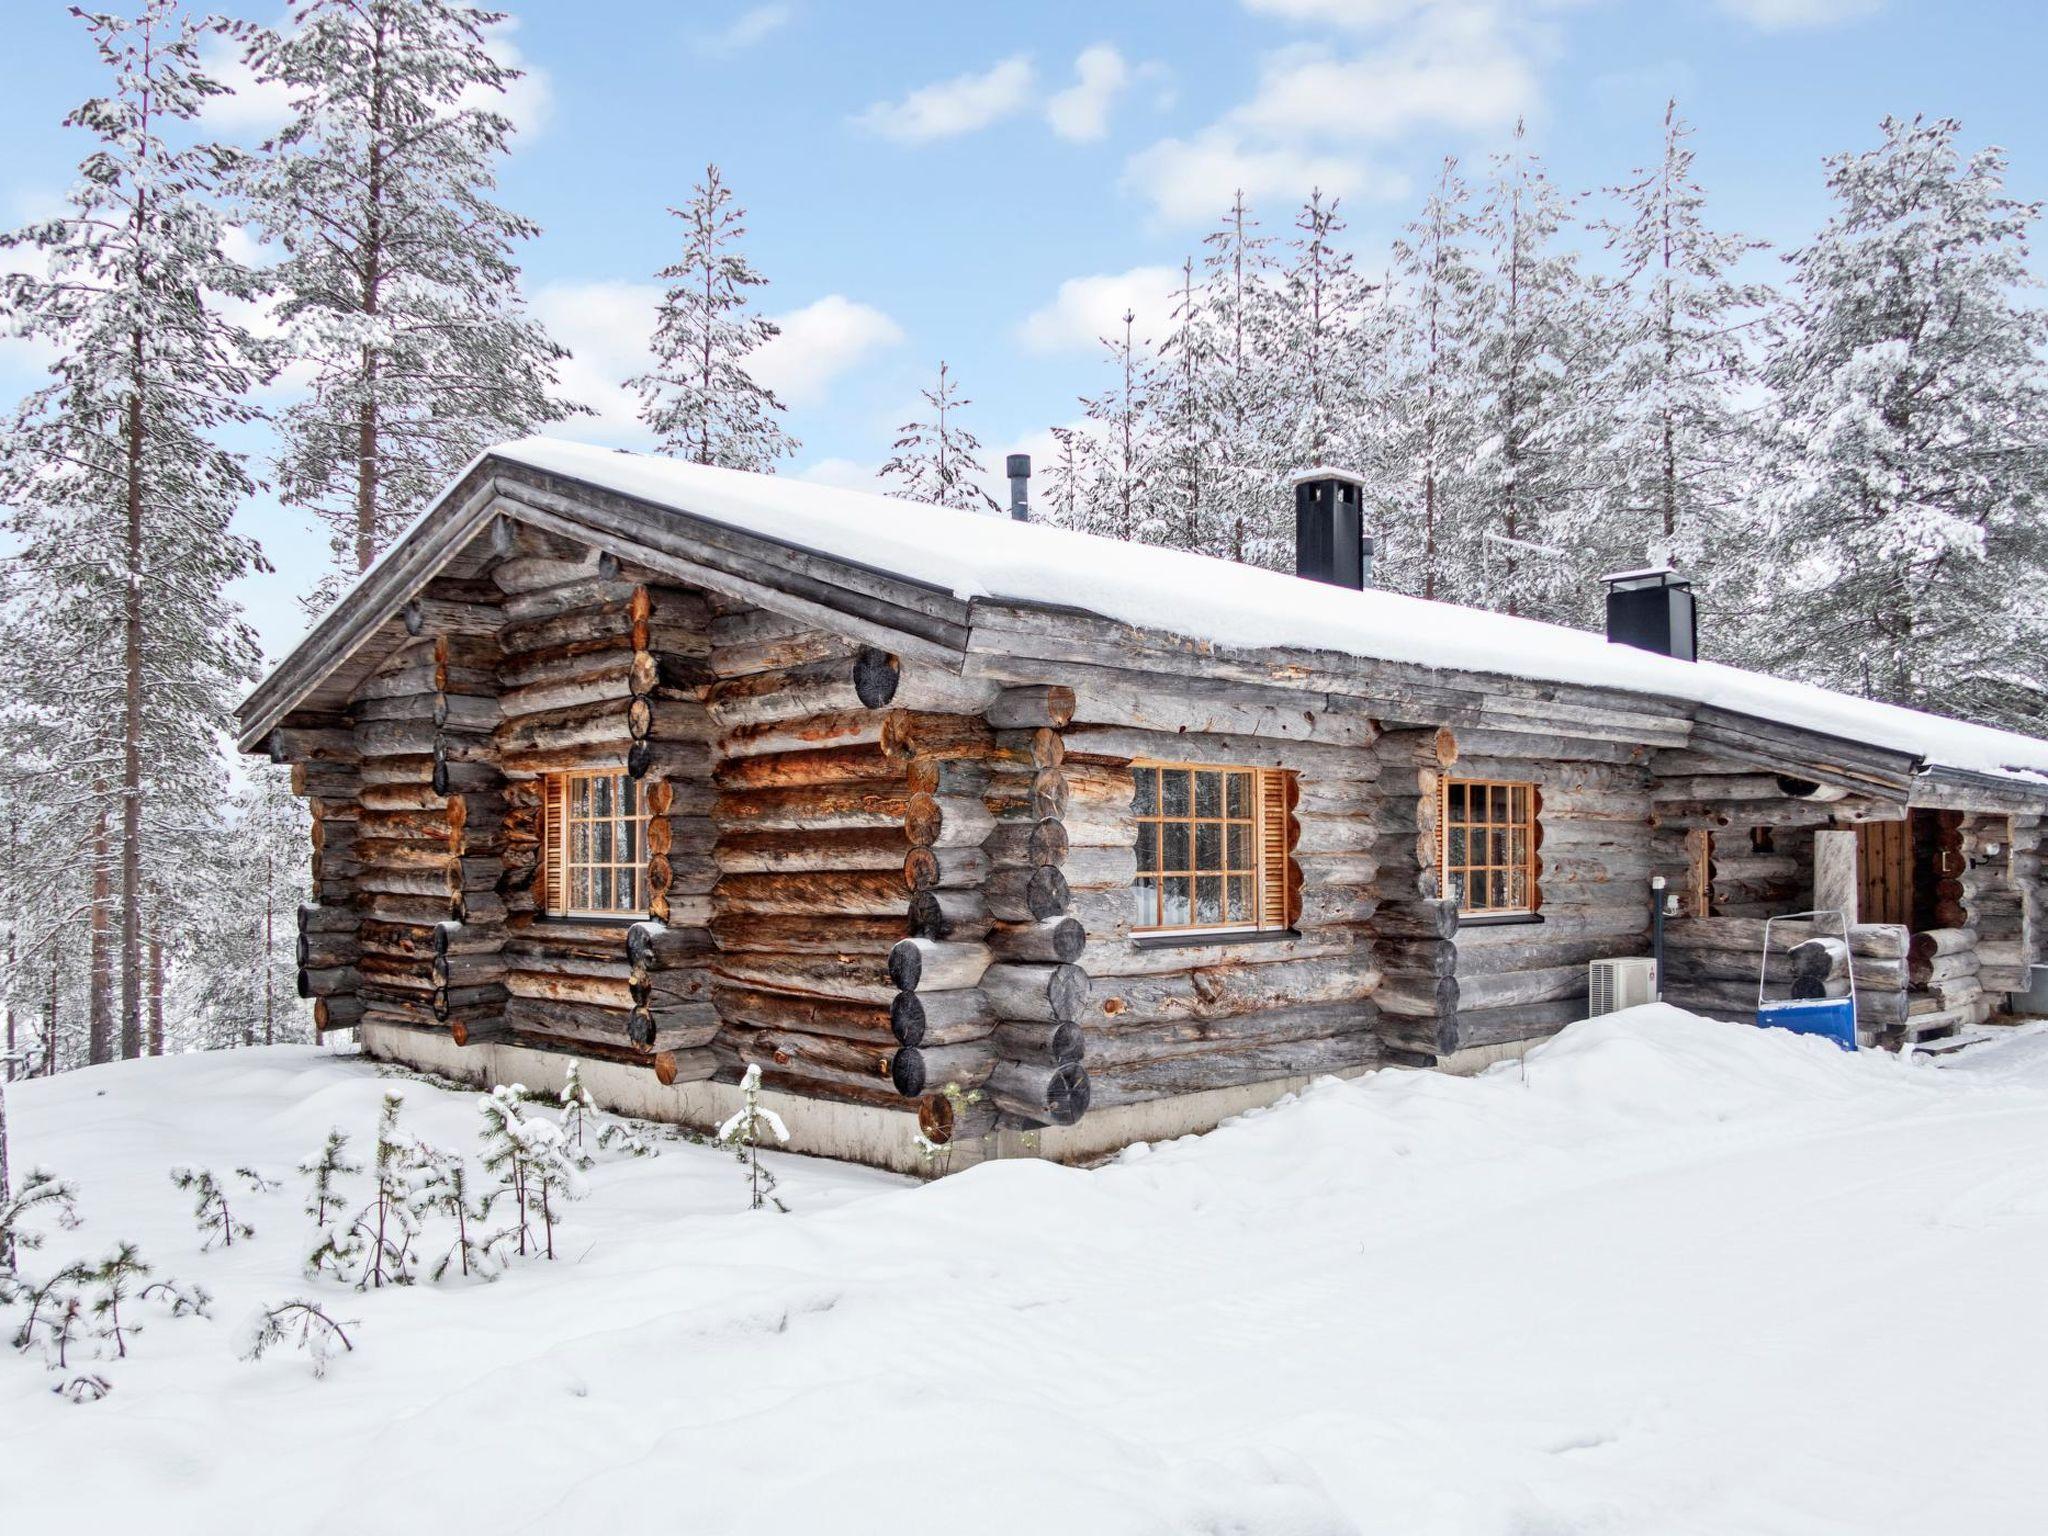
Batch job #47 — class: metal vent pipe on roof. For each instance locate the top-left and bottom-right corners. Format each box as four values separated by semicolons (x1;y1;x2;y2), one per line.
1006;453;1032;522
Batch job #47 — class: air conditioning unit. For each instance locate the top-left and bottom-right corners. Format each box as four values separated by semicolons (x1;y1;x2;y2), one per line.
1588;957;1659;1017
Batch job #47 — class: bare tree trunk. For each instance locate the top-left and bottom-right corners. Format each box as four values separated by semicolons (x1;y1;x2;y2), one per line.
43;952;58;1077
262;846;276;1046
355;11;389;573
147;931;164;1057
121;331;146;1062
4;810;15;1084
89;794;114;1066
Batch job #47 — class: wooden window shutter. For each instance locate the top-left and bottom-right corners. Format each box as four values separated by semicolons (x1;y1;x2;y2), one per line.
1258;769;1300;930
541;774;567;915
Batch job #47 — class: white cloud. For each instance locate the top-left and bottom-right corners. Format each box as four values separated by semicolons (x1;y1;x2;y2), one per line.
754;294;904;407
1017;265;1181;354
196;40;296;131
1046;44;1130;143
531;280;661;443
1124;129;1400;225
1231;19;1540;142
856;55;1036;144
531;283;903;440
1716;0;1880;29
698;3;794;55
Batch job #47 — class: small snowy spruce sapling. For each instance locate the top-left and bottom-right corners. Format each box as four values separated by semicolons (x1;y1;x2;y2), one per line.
169;1165;277;1250
11;1261;90;1361
411;1144;493;1283
86;1243;150;1358
299;1128;359;1228
716;1064;790;1212
356;1091;421;1288
596;1116;660;1158
242;1298;355;1378
558;1061;596;1167
478;1083;584;1263
0;1168;81;1298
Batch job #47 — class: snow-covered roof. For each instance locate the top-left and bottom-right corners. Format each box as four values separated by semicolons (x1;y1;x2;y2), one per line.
482;439;2048;788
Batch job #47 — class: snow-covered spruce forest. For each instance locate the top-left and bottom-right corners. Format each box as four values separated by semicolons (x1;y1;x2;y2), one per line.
4;0;2047;1078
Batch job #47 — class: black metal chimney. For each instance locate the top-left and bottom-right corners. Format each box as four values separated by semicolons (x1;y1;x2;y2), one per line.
1603;566;1697;660
1006;453;1031;522
1292;468;1372;589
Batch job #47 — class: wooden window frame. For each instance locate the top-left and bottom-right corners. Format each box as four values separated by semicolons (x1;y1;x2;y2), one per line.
542;768;650;919
1440;777;1540;918
1130;761;1297;938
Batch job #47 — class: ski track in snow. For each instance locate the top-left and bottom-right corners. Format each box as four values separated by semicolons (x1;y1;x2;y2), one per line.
5;1007;2048;1535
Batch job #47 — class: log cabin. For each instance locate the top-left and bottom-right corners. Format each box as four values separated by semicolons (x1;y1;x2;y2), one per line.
239;439;2048;1173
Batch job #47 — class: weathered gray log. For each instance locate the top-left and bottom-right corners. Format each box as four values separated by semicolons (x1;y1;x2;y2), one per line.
985;864;1069;921
904;844;993;893
987;916;1085;964
889;1040;998;1097
985;1059;1090;1125
981;962;1089;1022
986;685;1077;729
887;938;992;993
991;1020;1086;1065
889;987;996;1046
908;889;993;941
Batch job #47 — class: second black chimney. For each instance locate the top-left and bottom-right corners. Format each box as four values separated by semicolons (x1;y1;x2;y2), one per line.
1292;468;1371;589
1006;453;1032;522
1603;566;1697;661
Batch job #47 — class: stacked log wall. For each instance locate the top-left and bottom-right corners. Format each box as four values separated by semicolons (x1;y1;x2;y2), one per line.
1368;727;1457;1062
705;613;996;1111
962;688;1089;1127
1447;748;1657;1051
1660;914;1909;1039
488;531;715;1079
1061;722;1385;1106
290;740;364;1037
345;602;508;1041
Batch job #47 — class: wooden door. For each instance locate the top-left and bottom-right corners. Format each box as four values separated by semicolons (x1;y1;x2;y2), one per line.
1856;819;1913;927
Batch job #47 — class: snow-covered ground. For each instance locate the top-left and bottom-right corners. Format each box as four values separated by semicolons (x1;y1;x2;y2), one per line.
5;1007;2048;1535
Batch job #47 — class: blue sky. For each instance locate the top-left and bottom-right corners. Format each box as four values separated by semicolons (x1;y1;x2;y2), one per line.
4;0;2047;659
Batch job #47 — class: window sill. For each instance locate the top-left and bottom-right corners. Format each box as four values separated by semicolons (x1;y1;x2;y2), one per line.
1132;927;1302;951
1456;912;1545;929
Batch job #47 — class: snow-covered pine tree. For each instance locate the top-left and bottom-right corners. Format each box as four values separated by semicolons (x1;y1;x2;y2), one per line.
879;362;1001;513
1040;425;1088;530
557;1060;595;1167
1593;100;1773;598
1760;115;2048;725
1468;121;1615;622
1198;190;1286;565
299;1129;359;1230
0;1168;80;1297
87;1242;151;1358
1152;256;1226;553
1071;309;1161;542
236;0;581;602
241;1297;354;1376
173;770;310;1050
1381;158;1486;601
1271;190;1377;478
630;164;797;470
413;1146;491;1281
715;1062;789;1212
169;1166;273;1250
0;1;270;1066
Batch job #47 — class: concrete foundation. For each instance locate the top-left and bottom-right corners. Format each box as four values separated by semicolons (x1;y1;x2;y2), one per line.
362;1023;1540;1177
360;1022;932;1176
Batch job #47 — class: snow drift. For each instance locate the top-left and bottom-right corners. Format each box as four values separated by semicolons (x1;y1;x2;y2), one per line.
6;1007;2048;1534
